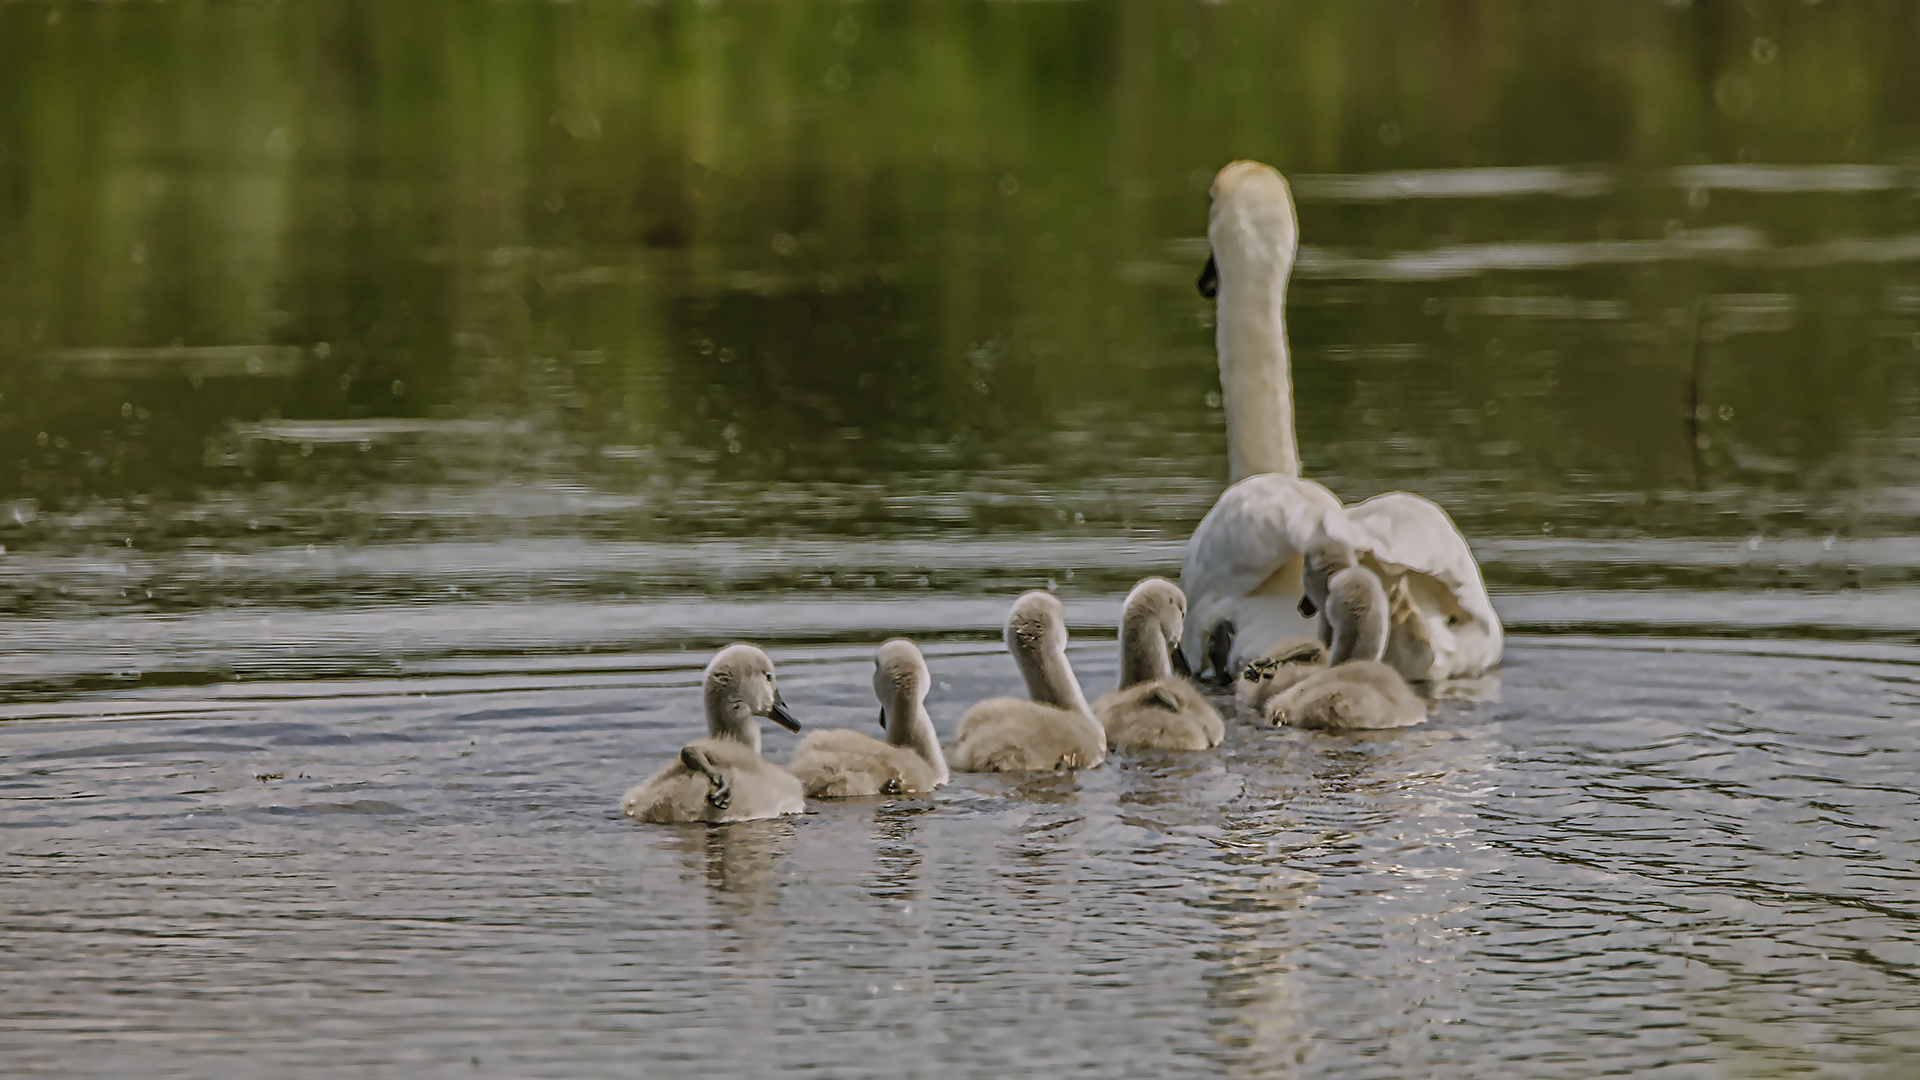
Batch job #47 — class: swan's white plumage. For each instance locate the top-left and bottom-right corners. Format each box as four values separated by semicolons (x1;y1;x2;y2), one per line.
1179;159;1503;683
1178;472;1356;676
1346;492;1502;680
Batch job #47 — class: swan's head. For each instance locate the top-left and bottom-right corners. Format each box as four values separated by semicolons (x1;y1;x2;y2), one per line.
705;643;802;735
1199;161;1299;299
1122;576;1187;651
873;637;931;734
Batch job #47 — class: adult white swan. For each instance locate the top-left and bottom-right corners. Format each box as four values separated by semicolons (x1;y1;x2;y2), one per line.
1178;160;1502;685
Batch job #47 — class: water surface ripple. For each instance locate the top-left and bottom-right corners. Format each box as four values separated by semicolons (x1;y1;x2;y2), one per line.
5;634;1917;1078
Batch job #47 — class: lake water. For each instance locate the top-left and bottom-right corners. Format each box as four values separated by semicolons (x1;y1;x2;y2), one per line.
3;3;1918;1077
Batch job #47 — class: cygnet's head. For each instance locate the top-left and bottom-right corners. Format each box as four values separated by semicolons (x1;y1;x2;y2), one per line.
1003;590;1091;713
1199;617;1237;687
1125;577;1186;644
1296;541;1359;621
1319;564;1392;665
704;643;801;746
872;637;931;734
1198;160;1298;300
1005;590;1068;661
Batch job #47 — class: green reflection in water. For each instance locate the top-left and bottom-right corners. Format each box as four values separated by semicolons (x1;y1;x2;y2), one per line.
0;0;1917;554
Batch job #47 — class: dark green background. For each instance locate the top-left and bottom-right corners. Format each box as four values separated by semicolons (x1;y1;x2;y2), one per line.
1;0;1916;561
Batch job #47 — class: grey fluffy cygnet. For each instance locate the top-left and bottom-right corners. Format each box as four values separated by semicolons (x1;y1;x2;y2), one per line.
1092;578;1223;751
622;643;807;823
789;638;949;797
1233;635;1330;716
1265;546;1426;731
949;591;1106;772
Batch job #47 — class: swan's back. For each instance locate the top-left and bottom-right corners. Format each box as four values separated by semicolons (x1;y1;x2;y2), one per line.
950;698;1106;772
1347;491;1503;680
790;728;943;797
1180;474;1352;676
1264;660;1426;731
1094;679;1224;751
622;737;805;823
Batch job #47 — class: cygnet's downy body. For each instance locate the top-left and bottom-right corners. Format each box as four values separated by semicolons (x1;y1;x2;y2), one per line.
949;591;1107;772
1233;636;1330;716
1092;578;1224;751
789;638;950;797
1265;547;1427;731
622;643;807;823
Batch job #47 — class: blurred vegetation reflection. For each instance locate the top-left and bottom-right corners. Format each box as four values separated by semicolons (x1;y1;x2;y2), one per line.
1;0;1918;563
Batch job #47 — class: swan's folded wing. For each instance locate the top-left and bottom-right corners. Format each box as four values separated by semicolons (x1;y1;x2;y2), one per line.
1345;491;1500;634
1178;474;1353;659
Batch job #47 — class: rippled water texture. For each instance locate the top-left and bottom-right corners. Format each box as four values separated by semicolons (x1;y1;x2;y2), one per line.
3;3;1918;1077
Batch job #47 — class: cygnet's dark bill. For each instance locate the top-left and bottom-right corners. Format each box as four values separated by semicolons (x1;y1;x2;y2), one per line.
769;693;803;732
1171;644;1193;678
1196;253;1218;299
876;708;888;731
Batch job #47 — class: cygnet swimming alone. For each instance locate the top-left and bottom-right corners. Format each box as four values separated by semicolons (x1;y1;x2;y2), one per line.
949;591;1106;772
789;638;950;797
622;643;807;823
1233;635;1330;715
1264;546;1427;731
1091;578;1223;751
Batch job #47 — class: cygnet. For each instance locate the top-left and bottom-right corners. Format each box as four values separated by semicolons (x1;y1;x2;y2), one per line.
1233;636;1330;715
949;591;1106;771
789;638;950;797
1092;578;1223;751
622;643;807;822
1265;546;1427;731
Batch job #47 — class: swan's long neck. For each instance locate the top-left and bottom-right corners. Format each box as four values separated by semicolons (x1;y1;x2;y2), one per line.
704;685;761;752
1018;643;1096;721
1327;567;1390;666
1215;212;1300;484
1118;611;1173;690
898;704;950;785
884;686;949;783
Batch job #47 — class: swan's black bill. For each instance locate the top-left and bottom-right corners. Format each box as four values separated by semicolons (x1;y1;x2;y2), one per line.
876;707;888;731
1196;254;1219;299
769;693;802;732
1298;595;1318;618
1171;644;1192;678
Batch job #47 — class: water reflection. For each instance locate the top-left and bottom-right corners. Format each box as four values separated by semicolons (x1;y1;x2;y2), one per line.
659;818;797;904
4;2;1919;549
